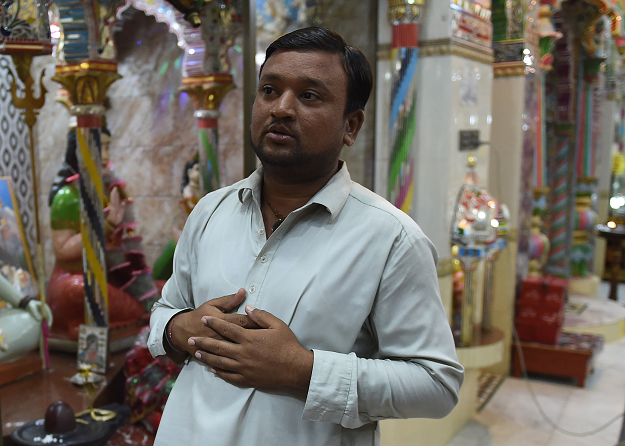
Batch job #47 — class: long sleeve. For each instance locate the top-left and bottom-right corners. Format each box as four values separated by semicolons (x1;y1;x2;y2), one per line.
147;207;198;358
302;228;464;428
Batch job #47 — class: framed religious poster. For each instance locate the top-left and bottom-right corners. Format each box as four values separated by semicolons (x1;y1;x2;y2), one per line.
77;324;109;374
0;177;36;300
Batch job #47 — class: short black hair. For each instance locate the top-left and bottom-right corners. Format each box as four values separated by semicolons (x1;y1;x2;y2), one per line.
260;27;373;117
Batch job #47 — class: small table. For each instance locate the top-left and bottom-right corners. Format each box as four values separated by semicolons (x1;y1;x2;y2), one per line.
596;224;625;301
511;332;604;387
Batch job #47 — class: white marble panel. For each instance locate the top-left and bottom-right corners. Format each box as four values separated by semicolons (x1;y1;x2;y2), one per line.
413;55;454;257
420;0;453;41
489;75;526;230
447;57;493;209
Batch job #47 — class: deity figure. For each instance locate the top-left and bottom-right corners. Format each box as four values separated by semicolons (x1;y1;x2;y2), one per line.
0;273;52;363
180;157;201;215
46;127;159;341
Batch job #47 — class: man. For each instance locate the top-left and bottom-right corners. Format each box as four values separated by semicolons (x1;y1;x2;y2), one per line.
148;27;463;445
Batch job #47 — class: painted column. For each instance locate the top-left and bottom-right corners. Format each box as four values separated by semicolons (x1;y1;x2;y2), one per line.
178;0;241;196
52;62;121;326
545;8;577;278
528;0;560;276
180;75;235;195
387;0;424;215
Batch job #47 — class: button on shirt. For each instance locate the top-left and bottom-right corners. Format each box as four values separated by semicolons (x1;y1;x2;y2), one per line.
148;162;464;446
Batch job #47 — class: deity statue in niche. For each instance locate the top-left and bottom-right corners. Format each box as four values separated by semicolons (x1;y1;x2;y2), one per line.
152;156;200;282
181;157;201;215
46;127;159;341
0;272;52;363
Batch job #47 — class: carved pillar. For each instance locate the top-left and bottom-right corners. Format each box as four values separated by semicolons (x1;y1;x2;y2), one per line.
178;0;241;196
52;61;121;326
528;0;560;275
180;74;235;195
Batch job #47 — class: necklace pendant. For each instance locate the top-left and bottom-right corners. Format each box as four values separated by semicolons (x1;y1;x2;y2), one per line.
271;219;284;233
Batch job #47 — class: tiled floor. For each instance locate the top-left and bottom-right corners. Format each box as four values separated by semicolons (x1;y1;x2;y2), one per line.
448;284;625;446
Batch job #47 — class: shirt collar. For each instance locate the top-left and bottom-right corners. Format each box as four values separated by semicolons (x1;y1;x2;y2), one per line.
237;161;352;222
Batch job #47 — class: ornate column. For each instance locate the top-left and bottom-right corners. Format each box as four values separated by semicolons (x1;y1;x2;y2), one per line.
528;0;560;276
51;0;125;327
180;75;235;194
52;62;121;326
178;0;241;195
387;0;424;214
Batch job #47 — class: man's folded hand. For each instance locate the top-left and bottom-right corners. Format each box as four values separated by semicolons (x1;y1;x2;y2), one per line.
170;288;259;355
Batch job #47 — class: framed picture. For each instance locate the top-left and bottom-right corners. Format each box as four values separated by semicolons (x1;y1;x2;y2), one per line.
77;325;109;374
0;177;36;299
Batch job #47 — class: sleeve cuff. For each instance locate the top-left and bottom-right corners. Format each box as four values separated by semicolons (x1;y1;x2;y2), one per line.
302;350;357;424
147;307;191;358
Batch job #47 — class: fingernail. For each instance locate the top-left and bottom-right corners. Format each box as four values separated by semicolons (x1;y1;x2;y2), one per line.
188;338;195;346
211;368;216;373
245;305;256;312
195;351;201;359
201;317;208;325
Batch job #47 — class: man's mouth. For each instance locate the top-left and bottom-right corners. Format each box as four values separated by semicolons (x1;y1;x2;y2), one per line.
265;124;295;142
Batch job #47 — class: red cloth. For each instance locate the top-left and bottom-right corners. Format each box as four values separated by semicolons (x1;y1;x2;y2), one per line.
515;276;568;345
47;264;145;341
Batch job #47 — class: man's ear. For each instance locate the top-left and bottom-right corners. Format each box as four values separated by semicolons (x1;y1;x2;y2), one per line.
343;109;365;147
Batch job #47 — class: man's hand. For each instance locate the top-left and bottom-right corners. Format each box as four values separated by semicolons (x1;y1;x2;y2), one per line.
171;289;259;356
189;305;313;390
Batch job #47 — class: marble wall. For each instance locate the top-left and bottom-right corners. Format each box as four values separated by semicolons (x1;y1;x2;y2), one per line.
36;10;244;277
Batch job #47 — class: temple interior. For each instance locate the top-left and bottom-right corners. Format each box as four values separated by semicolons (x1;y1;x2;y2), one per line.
1;0;625;445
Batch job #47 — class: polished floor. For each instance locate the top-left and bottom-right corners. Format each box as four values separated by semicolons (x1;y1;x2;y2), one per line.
449;284;625;446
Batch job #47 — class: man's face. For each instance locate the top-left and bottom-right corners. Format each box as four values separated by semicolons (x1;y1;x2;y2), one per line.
251;49;359;177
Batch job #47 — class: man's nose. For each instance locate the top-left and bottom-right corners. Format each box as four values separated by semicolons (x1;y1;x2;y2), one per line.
271;91;296;120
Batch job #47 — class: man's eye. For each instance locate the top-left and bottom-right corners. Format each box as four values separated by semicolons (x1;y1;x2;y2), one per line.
263;86;274;94
302;92;317;100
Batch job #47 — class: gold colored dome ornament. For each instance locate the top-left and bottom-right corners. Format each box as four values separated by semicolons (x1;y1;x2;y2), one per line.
388;0;425;24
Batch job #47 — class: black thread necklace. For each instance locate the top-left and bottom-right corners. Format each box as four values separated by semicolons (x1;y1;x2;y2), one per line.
265;199;285;233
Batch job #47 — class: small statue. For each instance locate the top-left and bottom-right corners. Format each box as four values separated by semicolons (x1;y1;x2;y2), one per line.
180;157;201;215
0;273;52;363
46;127;158;341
